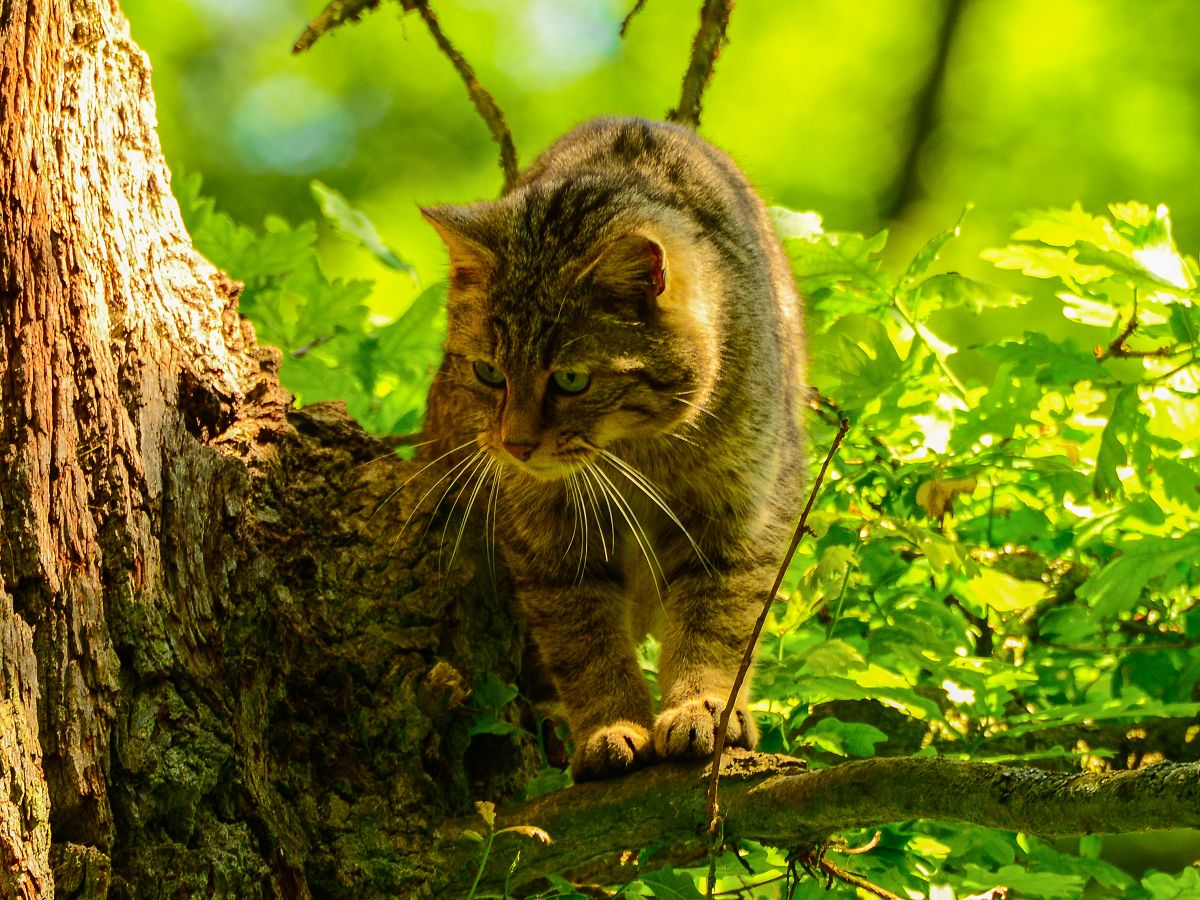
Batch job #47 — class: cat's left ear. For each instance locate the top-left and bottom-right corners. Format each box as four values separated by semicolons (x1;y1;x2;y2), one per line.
420;204;495;293
588;233;667;313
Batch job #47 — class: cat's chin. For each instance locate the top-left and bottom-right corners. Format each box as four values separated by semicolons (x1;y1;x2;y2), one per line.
509;460;588;482
492;451;597;482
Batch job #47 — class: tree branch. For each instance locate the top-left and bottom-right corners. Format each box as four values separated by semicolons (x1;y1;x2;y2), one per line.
667;0;735;128
408;0;519;192
435;750;1200;894
294;0;519;192
619;0;650;37
292;0;382;54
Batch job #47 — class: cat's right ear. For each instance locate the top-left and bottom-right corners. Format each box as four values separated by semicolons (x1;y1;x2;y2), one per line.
420;205;495;293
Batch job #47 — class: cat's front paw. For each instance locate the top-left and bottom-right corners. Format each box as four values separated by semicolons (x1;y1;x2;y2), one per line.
654;695;757;759
572;721;655;780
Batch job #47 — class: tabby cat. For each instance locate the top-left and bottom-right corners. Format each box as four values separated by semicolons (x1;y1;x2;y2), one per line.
420;116;805;779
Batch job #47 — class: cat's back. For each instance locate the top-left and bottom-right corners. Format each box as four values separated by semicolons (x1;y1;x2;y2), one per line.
512;117;765;237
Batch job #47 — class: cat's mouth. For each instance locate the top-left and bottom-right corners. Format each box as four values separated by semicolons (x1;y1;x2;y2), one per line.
490;444;597;480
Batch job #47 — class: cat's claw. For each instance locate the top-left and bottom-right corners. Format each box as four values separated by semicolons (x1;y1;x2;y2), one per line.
654;695;757;759
572;721;654;780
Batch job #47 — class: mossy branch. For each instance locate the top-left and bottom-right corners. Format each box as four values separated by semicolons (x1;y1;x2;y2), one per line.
435;750;1200;895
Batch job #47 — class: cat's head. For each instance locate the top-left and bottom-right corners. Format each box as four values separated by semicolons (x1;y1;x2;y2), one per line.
422;178;720;479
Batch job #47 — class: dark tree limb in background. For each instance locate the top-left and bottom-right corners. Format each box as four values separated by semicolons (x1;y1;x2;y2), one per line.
667;0;735;128
884;0;967;221
436;750;1200;896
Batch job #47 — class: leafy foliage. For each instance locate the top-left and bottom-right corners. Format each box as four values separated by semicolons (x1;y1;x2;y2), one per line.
175;173;444;437
197;183;1200;896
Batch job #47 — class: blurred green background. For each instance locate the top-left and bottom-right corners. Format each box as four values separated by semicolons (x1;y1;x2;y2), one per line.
123;0;1200;338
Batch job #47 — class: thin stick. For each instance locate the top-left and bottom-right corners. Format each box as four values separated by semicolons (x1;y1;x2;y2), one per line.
409;0;520;192
668;0;735;128
619;0;650;37
703;417;849;829
293;0;381;54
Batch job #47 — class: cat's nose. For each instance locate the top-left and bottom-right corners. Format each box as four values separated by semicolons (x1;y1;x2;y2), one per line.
502;441;537;461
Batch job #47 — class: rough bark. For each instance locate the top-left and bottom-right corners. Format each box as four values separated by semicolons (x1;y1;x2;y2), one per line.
1;1;529;897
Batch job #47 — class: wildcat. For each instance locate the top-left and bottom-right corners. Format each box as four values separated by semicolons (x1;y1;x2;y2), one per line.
420;116;805;779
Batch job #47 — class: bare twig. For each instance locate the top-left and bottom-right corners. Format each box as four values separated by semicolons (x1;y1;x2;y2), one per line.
619;0;650;37
668;0;735;128
293;0;381;54
408;0;519;192
795;845;903;900
704;417;850;828
1095;312;1181;361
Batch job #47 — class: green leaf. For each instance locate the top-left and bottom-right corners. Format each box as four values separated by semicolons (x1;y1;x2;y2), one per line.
802;717;888;757
781;223;890;307
374;281;447;363
1077;531;1200;617
911;273;1029;314
1011;203;1120;250
638;866;705;899
312;180;418;278
520;767;572;802
814;314;904;406
900;205;972;287
1059;292;1121;327
962;864;1084;899
955;567;1047;613
977;332;1106;384
1093;386;1141;498
472;673;518;709
982;244;1111;285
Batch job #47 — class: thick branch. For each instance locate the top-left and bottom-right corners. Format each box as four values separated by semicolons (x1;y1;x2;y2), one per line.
667;0;735;128
434;750;1200;894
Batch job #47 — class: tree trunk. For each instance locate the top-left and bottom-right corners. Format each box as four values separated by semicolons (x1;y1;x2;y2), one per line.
0;2;529;897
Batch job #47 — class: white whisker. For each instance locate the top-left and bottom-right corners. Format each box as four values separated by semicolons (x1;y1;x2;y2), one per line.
673;395;721;422
668;431;700;448
585;463;664;597
392;449;483;555
599;449;712;574
577;466;610;562
485;463;502;585
446;456;495;574
370;438;477;524
424;449;490;547
573;472;589;582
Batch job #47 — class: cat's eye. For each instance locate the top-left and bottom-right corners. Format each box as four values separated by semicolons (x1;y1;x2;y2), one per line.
551;370;591;394
473;360;506;387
